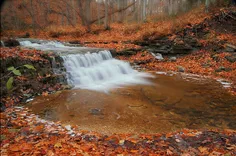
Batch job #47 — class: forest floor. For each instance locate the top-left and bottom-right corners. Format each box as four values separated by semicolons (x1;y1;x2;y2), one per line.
1;6;236;155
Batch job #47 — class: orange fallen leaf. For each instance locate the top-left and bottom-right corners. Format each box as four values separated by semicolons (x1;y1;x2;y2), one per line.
54;142;62;148
9;145;21;152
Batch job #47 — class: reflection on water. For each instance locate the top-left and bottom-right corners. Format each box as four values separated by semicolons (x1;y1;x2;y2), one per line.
28;73;236;134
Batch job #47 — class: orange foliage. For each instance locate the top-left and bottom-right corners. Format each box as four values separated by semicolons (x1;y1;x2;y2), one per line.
119;50;236;95
0;47;49;62
2;6;209;44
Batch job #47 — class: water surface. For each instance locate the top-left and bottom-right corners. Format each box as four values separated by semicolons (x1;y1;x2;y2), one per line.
28;73;236;134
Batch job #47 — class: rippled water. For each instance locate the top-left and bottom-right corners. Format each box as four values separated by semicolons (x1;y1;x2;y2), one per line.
28;73;236;134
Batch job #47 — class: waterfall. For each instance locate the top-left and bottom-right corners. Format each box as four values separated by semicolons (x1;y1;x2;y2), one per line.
19;40;153;91
62;50;152;91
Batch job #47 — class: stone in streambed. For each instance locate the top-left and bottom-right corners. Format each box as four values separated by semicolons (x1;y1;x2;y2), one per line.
3;39;20;47
225;44;236;52
151;53;164;60
169;57;177;62
177;66;185;72
89;108;103;115
225;54;236;63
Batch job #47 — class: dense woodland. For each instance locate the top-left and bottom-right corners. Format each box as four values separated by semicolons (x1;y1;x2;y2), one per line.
1;0;235;33
1;0;236;155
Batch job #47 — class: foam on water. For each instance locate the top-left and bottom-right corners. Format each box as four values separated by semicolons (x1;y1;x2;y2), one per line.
20;40;66;51
62;50;153;91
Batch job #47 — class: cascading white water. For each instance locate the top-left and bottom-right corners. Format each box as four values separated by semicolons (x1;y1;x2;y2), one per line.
62;50;152;91
19;40;153;91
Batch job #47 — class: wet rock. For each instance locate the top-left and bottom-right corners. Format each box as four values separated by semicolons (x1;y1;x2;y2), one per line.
151;53;164;60
172;43;193;54
169;57;177;62
3;39;20;47
215;66;231;72
61;85;73;90
211;54;220;62
184;37;202;47
225;44;236;52
89;108;103;115
134;60;151;65
177;66;185;72
147;48;169;54
0;102;6;112
201;63;211;68
134;41;149;46
149;43;162;48
225;54;236;63
117;49;137;56
109;49;117;57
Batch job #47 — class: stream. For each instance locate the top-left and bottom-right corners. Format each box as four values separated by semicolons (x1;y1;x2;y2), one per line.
20;40;236;134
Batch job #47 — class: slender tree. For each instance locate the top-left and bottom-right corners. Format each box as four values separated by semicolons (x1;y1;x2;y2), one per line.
104;0;110;30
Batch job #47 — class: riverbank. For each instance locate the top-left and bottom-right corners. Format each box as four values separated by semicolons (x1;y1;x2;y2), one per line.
1;106;236;155
0;47;68;110
0;6;236;155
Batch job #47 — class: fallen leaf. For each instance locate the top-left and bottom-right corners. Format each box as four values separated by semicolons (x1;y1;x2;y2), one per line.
9;145;21;152
54;142;62;148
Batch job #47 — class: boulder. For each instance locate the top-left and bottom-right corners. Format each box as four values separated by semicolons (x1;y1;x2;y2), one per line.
225;44;236;52
115;49;137;56
169;56;177;62
69;40;81;44
177;66;185;72
134;60;151;65
147;48;169;54
3;39;20;47
184;37;202;47
172;43;193;54
225;54;236;63
215;66;226;72
151;53;164;60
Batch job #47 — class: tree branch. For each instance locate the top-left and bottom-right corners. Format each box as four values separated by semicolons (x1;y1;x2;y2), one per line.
90;1;136;24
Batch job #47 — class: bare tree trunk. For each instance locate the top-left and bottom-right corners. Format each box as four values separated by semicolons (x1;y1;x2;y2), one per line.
97;2;101;25
85;0;91;25
71;0;77;25
205;0;210;12
118;0;122;22
142;0;147;22
104;0;110;30
77;0;90;31
61;14;64;26
30;0;36;35
134;0;139;22
90;1;135;24
66;2;70;25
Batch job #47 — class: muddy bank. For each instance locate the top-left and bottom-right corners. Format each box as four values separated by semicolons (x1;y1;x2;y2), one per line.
0;47;68;110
